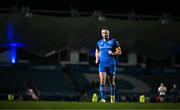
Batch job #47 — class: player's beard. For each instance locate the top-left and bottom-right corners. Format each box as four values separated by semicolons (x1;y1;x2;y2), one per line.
103;35;109;40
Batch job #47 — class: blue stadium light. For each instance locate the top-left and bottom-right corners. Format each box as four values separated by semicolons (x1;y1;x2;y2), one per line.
9;42;26;64
1;42;25;47
9;42;25;47
11;46;16;64
7;22;13;40
11;58;16;64
4;21;26;64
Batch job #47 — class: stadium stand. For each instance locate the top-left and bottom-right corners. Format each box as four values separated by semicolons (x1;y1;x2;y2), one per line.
0;64;76;99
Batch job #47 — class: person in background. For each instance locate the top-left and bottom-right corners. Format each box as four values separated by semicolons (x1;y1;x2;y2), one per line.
158;83;167;102
170;84;179;102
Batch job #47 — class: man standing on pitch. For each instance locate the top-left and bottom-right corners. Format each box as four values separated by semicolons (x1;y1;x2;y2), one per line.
95;27;122;103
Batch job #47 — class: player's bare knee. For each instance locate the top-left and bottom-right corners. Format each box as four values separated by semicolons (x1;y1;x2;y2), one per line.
110;81;115;86
112;82;115;85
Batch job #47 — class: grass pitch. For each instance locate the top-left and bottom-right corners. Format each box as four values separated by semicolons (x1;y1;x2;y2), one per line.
0;101;180;109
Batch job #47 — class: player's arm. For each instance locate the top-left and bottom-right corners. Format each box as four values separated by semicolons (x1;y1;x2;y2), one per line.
164;87;167;92
95;43;100;64
109;40;122;56
95;48;99;64
158;87;161;92
112;47;122;56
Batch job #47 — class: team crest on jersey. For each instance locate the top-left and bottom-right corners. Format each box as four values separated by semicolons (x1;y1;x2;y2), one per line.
108;41;112;45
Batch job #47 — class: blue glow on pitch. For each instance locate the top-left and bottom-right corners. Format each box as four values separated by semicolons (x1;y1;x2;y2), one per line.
11;46;16;64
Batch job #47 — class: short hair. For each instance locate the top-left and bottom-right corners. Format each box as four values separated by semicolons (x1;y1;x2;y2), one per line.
101;26;109;30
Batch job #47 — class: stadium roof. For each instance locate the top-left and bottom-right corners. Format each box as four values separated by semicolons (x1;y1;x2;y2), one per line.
0;13;180;60
0;0;180;17
1;0;180;60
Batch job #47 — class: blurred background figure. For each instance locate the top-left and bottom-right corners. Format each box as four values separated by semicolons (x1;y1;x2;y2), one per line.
158;83;167;102
24;88;39;101
170;84;180;102
92;93;98;102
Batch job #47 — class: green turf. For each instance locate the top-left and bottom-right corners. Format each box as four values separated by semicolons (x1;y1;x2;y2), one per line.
0;101;180;109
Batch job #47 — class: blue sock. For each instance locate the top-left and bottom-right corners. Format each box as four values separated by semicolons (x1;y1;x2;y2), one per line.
110;84;116;96
99;85;105;99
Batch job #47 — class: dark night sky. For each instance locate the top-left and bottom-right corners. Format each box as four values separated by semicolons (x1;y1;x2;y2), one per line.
0;0;180;16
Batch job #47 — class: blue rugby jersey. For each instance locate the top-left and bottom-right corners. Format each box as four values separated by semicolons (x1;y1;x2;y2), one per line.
96;38;120;66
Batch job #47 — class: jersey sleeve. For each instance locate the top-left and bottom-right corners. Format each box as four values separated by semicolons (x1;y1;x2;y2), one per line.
113;39;120;48
96;42;99;50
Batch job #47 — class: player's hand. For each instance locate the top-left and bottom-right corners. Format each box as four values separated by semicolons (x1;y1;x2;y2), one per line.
95;58;99;64
108;50;114;55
